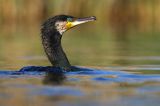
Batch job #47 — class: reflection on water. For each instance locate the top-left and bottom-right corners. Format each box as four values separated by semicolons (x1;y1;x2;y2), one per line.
0;2;159;106
0;23;160;105
0;22;160;105
0;66;160;106
0;1;160;105
43;71;66;85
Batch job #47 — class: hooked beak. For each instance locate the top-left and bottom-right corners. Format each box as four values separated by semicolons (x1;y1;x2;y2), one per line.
72;16;96;26
66;16;96;29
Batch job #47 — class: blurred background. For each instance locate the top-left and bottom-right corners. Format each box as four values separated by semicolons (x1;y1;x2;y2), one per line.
0;0;160;70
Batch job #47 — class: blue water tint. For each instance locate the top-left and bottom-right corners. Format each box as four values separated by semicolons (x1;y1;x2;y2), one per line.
29;86;84;97
65;67;160;83
0;66;160;106
5;84;83;96
0;66;160;83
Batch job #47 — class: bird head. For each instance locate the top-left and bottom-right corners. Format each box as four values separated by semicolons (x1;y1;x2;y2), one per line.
41;15;96;69
44;15;96;35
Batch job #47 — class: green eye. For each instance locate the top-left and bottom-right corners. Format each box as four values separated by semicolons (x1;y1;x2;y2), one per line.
67;18;72;22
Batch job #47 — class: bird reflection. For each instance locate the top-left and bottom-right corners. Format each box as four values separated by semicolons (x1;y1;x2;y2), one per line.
43;71;66;85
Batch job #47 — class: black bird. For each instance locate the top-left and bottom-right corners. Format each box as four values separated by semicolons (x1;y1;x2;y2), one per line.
41;15;96;71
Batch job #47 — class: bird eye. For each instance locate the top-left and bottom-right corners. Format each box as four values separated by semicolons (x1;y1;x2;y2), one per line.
67;18;73;22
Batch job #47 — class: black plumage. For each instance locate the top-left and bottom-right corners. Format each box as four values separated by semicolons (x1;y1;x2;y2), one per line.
41;15;96;71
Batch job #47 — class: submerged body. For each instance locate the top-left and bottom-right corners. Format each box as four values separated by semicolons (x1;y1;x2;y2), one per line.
41;15;96;71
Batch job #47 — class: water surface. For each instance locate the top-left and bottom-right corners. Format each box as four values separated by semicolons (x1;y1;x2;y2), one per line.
0;27;160;106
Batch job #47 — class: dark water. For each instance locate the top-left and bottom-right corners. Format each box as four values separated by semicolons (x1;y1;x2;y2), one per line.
0;27;160;106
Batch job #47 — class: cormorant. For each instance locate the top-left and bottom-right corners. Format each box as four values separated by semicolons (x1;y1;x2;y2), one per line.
41;15;96;71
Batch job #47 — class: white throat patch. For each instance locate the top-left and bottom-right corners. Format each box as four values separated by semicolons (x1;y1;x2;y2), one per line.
55;21;67;35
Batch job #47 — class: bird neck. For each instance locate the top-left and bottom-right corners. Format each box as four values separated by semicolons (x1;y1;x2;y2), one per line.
41;30;71;70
